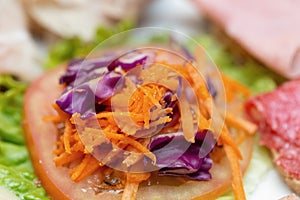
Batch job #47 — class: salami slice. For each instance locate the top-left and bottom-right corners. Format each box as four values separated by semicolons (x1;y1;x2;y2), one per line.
245;79;300;180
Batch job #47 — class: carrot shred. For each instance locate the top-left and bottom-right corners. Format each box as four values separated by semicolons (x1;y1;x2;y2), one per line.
122;182;139;200
178;92;195;143
102;131;156;163
63;120;73;154
47;52;256;200
219;125;242;160
53;140;64;155
53;151;83;167
43;115;63;123
122;173;150;200
52;103;70;119
70;154;101;182
72;155;101;182
222;74;251;102
224;144;246;200
225;112;257;135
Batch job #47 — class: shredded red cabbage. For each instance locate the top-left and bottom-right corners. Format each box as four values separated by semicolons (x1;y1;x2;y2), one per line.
56;71;122;118
108;51;148;71
59;57;113;86
56;50;149;117
56;84;95;116
149;130;215;181
206;77;217;98
56;47;217;180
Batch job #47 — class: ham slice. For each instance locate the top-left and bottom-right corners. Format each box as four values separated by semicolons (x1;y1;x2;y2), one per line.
193;0;300;79
245;79;300;192
23;0;150;41
0;0;43;81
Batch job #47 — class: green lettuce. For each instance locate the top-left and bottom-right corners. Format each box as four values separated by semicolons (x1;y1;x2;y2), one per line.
0;75;26;144
0;164;48;200
0;75;49;199
45;20;134;69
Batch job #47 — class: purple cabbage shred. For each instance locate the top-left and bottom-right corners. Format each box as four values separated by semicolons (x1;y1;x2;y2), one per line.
149;130;215;181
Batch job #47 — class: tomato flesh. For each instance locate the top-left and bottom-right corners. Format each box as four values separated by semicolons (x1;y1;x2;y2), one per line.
23;65;253;200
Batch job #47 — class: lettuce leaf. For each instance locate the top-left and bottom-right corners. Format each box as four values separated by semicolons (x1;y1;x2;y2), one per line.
0;75;26;144
0;75;49;199
0;164;48;200
45;20;134;69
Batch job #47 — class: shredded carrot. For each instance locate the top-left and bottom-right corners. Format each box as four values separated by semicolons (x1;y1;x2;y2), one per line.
178;91;195;143
225;112;257;135
234;131;247;146
52;103;70;120
122;182;139;200
74;155;101;182
222;74;251;102
69;154;101;182
53;140;64;155
53;151;83;167
198;112;212;131
224;144;246;200
43;115;63;123
102;131;156;163
122;173;150;200
47;49;257;200
63;120;73;154
219;125;242;160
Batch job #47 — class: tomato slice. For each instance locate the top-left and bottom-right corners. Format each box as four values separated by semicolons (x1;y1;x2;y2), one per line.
23;65;253;200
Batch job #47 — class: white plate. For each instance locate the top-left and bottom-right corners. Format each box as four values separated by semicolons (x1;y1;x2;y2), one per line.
250;169;292;200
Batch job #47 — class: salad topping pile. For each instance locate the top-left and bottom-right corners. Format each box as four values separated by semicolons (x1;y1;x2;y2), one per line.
43;46;257;199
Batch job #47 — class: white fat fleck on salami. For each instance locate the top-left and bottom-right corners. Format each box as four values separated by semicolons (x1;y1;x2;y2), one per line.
245;79;300;179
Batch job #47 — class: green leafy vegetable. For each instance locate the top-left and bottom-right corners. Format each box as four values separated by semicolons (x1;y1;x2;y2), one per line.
0;165;48;200
0;75;26;144
0;142;30;169
0;74;49;199
45;20;134;69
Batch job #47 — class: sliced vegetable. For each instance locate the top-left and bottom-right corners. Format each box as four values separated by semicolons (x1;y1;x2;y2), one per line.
0;164;48;200
0;75;26;144
24;43;256;200
56;71;122;117
45;20;134;69
0;74;48;199
108;51;149;71
149;131;215;180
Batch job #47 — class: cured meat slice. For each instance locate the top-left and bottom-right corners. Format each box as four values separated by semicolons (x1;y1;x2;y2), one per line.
193;0;300;79
245;79;300;192
23;0;150;41
0;0;43;81
245;79;300;150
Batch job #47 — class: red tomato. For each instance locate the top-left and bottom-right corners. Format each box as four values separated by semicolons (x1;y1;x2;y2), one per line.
23;65;253;200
